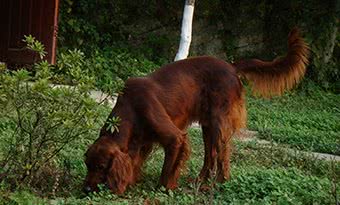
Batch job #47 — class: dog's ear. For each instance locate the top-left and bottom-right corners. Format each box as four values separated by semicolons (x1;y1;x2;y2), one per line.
107;148;133;194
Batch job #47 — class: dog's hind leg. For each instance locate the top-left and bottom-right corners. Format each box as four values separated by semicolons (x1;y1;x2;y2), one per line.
198;125;215;181
215;124;233;182
206;99;246;183
199;116;232;183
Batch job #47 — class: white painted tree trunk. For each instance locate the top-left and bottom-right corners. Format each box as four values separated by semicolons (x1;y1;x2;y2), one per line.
174;0;195;61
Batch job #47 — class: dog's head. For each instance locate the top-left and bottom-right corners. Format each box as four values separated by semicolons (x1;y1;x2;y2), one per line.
83;137;133;195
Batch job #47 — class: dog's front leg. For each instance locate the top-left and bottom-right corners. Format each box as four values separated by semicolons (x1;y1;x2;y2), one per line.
159;136;182;189
137;93;188;189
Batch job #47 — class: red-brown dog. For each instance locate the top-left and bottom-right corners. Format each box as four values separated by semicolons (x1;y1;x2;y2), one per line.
84;28;309;194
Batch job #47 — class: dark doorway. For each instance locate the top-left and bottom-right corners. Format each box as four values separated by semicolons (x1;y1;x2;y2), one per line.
0;0;59;65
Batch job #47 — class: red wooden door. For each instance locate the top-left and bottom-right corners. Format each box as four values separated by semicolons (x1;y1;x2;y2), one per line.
0;0;59;65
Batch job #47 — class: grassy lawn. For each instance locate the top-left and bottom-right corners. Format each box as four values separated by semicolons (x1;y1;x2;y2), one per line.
247;85;340;155
1;127;339;205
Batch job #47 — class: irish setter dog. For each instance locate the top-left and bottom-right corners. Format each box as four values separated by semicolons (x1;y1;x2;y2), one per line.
84;28;309;194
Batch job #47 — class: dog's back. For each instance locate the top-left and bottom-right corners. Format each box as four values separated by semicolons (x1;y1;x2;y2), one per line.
122;56;244;130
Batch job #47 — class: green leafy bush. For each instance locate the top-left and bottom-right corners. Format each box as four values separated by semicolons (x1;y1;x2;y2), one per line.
54;47;159;93
0;37;110;191
23;35;47;61
54;49;92;85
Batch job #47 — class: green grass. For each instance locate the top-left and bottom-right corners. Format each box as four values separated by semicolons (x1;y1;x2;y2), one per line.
1;128;339;205
247;86;340;155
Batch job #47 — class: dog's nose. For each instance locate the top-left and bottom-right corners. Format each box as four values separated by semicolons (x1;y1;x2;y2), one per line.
83;186;92;193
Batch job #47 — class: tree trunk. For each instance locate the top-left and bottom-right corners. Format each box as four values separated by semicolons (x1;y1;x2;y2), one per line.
174;0;195;61
323;20;338;64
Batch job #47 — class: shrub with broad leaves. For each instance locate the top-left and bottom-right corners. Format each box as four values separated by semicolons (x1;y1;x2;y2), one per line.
0;36;115;190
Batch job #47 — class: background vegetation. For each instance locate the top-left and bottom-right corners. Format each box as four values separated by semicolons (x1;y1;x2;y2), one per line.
0;0;339;204
58;0;340;91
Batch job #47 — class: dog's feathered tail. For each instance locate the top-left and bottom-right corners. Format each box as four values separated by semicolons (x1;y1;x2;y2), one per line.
233;28;310;97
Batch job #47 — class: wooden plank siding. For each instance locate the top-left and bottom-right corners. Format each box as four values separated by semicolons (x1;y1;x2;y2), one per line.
0;0;59;65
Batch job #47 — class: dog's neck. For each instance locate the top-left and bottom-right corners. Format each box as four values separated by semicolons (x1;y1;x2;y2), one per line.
103;97;136;153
